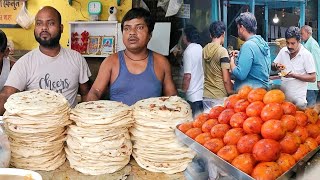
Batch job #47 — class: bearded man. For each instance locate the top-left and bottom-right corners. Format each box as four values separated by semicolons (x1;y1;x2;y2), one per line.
0;6;91;115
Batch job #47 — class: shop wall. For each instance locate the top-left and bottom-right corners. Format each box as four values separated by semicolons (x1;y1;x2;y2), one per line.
1;0;132;50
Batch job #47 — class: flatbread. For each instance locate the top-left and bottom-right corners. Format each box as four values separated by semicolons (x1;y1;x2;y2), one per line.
3;89;70;171
66;100;133;175
130;96;195;174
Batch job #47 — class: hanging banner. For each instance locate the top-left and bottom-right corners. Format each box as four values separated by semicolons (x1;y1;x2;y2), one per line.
0;0;24;27
176;4;190;19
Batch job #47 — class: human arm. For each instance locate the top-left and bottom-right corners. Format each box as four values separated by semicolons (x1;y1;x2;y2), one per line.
78;81;91;102
220;55;234;95
271;62;286;71
162;57;178;96
0;86;19;115
182;51;192;93
85;57;113;101
222;68;234;95
285;52;316;82
182;73;191;93
230;44;254;80
285;72;316;82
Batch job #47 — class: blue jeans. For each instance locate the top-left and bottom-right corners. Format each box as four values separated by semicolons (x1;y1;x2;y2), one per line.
307;90;318;107
188;100;204;118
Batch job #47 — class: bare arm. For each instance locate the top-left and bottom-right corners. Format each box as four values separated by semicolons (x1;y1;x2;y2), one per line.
85;57;113;101
182;73;191;92
286;72;316;82
0;86;19;115
162;58;177;96
78;81;91;102
222;68;234;95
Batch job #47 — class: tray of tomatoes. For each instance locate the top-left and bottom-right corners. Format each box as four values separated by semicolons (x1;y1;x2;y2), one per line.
176;86;320;180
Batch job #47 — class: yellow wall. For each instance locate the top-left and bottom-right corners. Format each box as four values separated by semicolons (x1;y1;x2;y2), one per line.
1;0;132;50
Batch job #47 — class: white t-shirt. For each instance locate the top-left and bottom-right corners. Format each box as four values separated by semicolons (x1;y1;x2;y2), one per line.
274;46;315;107
5;47;91;107
183;43;204;102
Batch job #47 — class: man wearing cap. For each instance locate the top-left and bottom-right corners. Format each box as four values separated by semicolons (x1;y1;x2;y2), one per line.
230;12;271;91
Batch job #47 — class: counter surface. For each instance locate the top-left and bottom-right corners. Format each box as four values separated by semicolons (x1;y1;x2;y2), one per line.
36;159;186;180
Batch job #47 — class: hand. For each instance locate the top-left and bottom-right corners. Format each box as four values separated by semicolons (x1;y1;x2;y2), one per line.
229;50;239;58
233;50;239;58
275;63;286;70
317;81;320;89
284;71;294;78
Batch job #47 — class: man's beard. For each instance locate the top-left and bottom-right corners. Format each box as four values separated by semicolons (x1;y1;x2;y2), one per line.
35;30;61;48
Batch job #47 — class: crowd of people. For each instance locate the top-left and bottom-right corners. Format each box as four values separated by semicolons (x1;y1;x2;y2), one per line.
0;7;319;117
181;12;320;116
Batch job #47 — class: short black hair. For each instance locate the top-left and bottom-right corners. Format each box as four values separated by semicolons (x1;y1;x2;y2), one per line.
209;21;226;38
121;8;155;34
235;12;257;34
183;25;200;44
0;29;7;53
285;26;301;41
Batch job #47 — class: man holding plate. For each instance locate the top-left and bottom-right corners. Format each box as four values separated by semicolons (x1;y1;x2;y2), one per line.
272;26;316;109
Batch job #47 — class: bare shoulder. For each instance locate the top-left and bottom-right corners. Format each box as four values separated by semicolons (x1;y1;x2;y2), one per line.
100;52;119;69
152;51;170;68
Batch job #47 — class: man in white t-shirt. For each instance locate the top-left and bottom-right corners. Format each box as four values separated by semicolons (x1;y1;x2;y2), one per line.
0;6;91;115
272;26;316;109
182;25;204;117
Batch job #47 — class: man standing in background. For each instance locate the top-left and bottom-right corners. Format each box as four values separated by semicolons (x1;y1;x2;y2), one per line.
202;21;233;111
182;25;204;117
230;12;271;91
300;25;320;107
272;26;316;109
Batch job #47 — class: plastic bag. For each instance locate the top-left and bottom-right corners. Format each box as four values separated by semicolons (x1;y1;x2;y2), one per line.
16;1;34;29
0;123;11;168
165;0;183;17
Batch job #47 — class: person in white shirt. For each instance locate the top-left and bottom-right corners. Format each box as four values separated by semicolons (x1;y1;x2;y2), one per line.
182;25;204;117
0;30;14;91
0;6;91;115
272;26;316;109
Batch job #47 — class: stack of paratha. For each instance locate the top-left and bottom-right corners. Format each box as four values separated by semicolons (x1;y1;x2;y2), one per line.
3;89;71;170
66;101;133;175
130;96;195;174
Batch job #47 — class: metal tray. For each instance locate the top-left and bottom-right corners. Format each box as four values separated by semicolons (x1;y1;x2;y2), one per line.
175;125;320;180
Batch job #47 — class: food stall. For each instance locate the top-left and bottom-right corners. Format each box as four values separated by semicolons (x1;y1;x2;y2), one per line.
222;0;306;47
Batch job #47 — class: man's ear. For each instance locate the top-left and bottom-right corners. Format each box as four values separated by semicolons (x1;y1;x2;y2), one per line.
4;48;9;56
60;24;64;33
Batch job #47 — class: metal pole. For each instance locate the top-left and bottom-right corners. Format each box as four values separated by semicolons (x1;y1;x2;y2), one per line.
211;0;219;21
299;1;306;27
223;0;228;47
249;0;255;14
265;5;268;41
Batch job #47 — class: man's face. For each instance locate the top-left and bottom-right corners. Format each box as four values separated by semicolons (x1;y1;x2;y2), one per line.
122;18;151;51
237;24;245;41
300;29;309;42
34;8;62;48
286;37;300;54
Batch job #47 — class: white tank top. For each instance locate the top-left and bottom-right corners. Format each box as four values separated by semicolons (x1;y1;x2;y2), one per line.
0;57;10;90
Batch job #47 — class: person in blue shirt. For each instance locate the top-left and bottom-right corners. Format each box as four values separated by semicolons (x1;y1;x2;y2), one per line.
230;12;271;91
